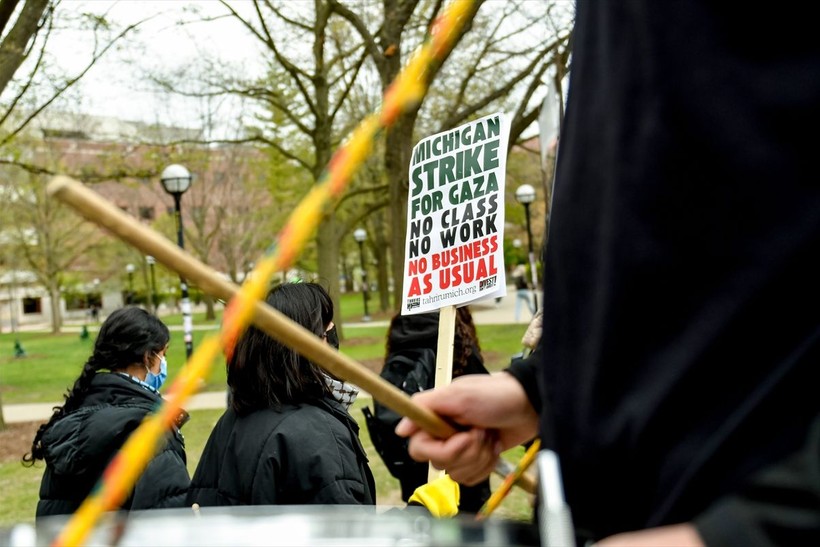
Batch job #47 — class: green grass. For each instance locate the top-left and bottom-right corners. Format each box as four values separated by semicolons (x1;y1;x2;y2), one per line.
0;330;226;405
0;457;41;527
155;291;395;328
0;324;525;405
0;402;533;528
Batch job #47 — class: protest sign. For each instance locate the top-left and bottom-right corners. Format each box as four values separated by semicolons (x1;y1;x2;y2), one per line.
402;113;509;315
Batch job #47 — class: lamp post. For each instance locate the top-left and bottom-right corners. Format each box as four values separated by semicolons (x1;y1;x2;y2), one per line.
125;263;135;305
146;255;157;314
161;163;194;358
353;228;370;322
515;184;539;312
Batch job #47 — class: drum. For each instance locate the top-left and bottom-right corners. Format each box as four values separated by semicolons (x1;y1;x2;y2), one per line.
9;505;540;546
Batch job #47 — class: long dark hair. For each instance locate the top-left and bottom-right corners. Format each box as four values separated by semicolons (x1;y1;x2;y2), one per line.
385;307;482;377
453;307;482;375
228;283;335;415
23;307;170;464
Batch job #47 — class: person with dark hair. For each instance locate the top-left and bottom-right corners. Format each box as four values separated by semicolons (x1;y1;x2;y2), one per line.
187;282;375;506
24;306;189;520
364;307;491;512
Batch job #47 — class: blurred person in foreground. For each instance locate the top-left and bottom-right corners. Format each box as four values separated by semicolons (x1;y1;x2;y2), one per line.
396;1;820;545
24;307;189;520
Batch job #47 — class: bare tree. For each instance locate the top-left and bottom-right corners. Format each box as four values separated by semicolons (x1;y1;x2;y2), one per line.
332;0;572;309
0;0;151;428
177;143;273;319
1;164;102;333
0;1;154;173
148;0;375;328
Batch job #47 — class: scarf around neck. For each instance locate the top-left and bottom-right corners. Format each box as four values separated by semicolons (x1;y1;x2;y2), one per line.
323;373;359;410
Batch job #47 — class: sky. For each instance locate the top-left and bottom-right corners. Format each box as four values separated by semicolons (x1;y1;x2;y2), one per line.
26;0;568;137
41;1;263;129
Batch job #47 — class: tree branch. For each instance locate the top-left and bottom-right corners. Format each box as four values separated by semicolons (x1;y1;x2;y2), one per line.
327;0;384;71
0;0;50;94
1;11;158;147
437;37;563;132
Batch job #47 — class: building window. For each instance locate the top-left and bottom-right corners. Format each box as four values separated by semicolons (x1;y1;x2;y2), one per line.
139;206;155;220
42;129;88;140
23;297;42;315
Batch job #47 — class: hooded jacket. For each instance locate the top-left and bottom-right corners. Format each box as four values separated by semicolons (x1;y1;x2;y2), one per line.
36;373;189;520
386;311;487;378
186;397;375;506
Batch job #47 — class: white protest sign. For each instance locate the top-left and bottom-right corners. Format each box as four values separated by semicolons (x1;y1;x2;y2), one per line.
402;112;509;315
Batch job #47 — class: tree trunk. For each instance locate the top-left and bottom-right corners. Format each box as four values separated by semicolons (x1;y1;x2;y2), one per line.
386;116;416;310
376;243;390;312
0;0;50;96
340;250;354;293
49;283;61;334
316;218;343;339
370;212;391;312
203;293;216;321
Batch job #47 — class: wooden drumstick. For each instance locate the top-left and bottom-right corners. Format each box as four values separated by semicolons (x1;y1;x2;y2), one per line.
47;175;537;495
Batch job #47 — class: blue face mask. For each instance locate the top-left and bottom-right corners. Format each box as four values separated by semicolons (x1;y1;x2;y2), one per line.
145;355;168;391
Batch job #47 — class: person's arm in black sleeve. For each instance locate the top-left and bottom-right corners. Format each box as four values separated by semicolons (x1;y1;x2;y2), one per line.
504;343;543;414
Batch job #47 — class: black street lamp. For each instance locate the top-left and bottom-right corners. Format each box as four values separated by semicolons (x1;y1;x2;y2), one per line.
161;163;194;358
146;255;157;314
515;184;539;312
125;263;135;305
353;228;371;322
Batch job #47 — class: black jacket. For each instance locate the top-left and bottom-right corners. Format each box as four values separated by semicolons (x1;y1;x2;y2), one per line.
187;398;375;506
36;373;189;519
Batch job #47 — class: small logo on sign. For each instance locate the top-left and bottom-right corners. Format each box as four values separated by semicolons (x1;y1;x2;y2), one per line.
479;276;497;291
406;298;420;311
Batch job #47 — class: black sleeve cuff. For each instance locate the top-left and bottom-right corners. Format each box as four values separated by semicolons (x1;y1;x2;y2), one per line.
504;344;543;413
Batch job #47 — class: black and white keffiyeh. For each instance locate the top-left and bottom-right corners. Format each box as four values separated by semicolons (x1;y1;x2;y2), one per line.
323;373;359;410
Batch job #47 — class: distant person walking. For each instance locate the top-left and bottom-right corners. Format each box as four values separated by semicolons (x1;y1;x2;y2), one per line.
512;264;534;322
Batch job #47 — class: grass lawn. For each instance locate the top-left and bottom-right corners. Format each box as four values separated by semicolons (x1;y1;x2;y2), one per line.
0;322;525;405
155;291;397;328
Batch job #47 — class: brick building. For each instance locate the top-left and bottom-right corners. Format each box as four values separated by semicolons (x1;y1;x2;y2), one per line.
0;111;268;330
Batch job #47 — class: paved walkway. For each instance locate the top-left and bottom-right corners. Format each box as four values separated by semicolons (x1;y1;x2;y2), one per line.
3;286;541;424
